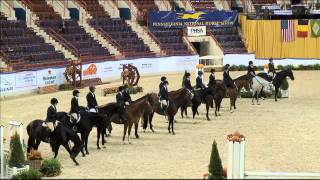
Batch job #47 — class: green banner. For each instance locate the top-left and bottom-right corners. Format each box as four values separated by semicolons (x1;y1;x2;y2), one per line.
311;19;320;37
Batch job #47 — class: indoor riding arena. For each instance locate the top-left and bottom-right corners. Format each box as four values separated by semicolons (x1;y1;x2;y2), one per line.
1;0;320;179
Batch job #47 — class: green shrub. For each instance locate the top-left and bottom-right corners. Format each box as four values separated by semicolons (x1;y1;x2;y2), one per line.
228;64;320;72
313;64;320;70
256;66;264;71
127;86;143;94
11;169;42;179
39;158;61;177
208;140;224;179
238;65;247;71
58;83;73;91
9;133;26;168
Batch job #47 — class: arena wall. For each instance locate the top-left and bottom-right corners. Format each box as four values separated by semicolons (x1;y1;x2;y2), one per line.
0;55;199;98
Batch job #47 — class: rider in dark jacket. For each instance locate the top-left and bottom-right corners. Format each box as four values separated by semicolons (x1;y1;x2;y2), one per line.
247;61;256;78
195;71;206;89
159;80;169;111
208;68;216;87
45;98;58;142
86;86;98;112
70;89;80;130
116;86;127;123
158;76;167;96
182;72;193;91
223;64;235;89
123;84;132;105
268;58;276;80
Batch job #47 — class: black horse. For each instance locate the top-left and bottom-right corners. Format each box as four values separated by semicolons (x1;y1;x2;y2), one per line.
257;69;294;101
190;87;215;121
27;120;83;165
57;110;111;155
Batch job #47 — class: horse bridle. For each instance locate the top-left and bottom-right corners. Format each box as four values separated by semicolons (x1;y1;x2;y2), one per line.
186;88;194;98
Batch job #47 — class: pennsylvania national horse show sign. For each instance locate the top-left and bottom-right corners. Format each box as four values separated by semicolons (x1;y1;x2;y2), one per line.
148;10;238;28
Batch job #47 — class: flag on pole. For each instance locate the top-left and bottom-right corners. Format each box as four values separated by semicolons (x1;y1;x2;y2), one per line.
311;19;320;37
297;19;309;38
281;20;295;42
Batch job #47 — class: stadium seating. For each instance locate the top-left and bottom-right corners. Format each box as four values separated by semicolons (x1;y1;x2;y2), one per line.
210;27;247;54
90;18;155;57
76;0;155;57
20;0;112;62
132;0;159;26
76;0;109;18
251;0;277;5
189;0;216;10
149;28;193;55
0;19;68;70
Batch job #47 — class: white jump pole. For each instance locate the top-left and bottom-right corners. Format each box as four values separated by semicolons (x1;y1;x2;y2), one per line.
0;125;4;179
227;132;246;179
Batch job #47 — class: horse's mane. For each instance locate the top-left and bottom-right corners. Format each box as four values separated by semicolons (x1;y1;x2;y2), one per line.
98;102;117;109
169;88;184;95
234;74;248;81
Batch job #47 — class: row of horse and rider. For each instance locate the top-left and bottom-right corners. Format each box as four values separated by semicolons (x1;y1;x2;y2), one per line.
25;58;294;166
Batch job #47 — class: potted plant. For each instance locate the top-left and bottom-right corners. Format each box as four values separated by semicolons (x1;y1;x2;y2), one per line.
205;140;224;179
27;149;43;171
11;169;42;179
280;78;289;98
6;132;29;178
39;158;61;177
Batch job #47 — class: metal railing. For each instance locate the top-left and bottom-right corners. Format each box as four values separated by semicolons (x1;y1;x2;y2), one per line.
48;28;80;57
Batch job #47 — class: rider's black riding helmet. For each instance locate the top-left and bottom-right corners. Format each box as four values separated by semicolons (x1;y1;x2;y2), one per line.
163;80;169;85
269;57;273;62
118;86;124;92
73;89;80;96
185;72;191;77
89;85;95;92
249;61;253;65
161;76;167;82
224;64;230;70
198;71;203;76
50;98;58;105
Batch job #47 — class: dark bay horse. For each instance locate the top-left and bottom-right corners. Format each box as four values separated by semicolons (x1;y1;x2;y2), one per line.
110;98;153;144
57;111;111;155
27;120;83;165
143;88;193;135
229;75;251;112
190;87;215;121
257;69;294;101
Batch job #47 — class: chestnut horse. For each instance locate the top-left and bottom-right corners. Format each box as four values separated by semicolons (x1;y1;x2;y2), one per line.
229;75;251;112
143;88;193;135
110;98;153;144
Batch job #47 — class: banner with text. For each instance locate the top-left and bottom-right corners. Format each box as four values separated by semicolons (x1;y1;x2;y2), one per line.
148;10;238;28
187;26;206;36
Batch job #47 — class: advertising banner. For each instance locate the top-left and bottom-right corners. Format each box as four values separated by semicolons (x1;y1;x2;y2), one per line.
0;73;15;94
149;10;238;28
15;71;37;88
37;68;63;87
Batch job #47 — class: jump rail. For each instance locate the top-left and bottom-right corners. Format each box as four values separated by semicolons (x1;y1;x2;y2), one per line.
0;125;4;179
227;132;320;179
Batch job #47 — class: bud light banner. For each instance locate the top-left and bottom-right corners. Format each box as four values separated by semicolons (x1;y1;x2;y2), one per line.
148;10;238;28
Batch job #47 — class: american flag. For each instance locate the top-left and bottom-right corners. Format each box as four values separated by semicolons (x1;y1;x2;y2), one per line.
281;20;295;42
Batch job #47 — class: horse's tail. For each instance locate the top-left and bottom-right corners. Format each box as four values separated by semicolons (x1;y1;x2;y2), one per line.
26;120;39;152
67;129;83;157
